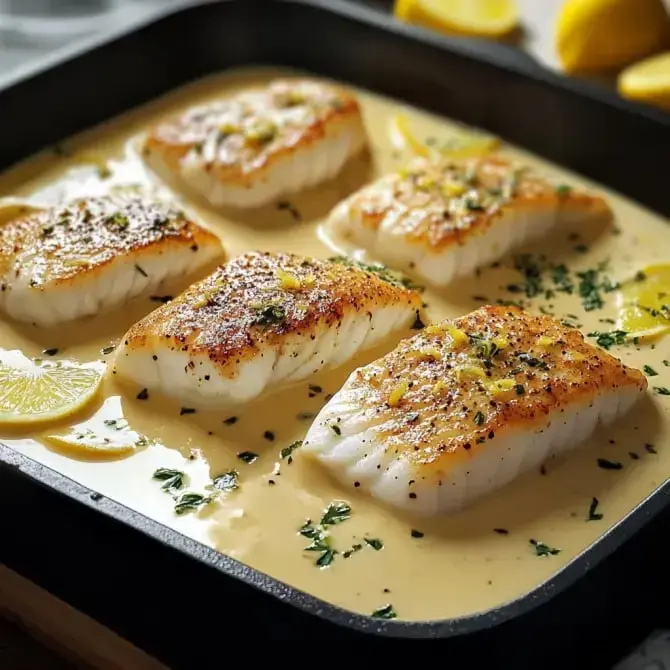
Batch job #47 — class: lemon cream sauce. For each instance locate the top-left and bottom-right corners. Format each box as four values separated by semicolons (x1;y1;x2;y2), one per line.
0;67;668;622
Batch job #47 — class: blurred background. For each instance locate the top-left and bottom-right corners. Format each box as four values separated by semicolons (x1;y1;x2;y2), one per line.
1;0;670;112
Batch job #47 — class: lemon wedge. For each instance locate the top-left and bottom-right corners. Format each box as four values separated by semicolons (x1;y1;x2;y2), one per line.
392;113;500;159
45;396;147;456
556;0;670;73
394;0;519;39
616;264;670;340
618;52;670;111
0;350;103;427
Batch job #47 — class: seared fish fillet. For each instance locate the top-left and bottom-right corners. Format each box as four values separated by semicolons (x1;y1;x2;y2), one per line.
142;79;368;209
302;305;646;516
0;192;222;327
327;156;610;286
113;252;423;409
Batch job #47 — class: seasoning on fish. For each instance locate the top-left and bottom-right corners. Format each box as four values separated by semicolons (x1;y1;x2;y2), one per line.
142;79;368;209
0;191;222;326
113;251;423;409
325;155;610;286
301;305;647;516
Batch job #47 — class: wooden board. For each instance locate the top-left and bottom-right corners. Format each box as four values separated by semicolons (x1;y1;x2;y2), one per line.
0;566;167;670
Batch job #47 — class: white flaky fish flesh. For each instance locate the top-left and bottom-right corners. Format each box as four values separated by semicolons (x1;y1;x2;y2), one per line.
326;155;610;286
113;252;423;409
0;191;222;327
142;78;368;209
301;305;646;516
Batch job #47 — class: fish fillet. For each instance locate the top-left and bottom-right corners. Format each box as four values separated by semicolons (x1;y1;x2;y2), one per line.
113;252;423;409
301;305;647;516
326;155;610;286
142;78;368;209
0;191;222;327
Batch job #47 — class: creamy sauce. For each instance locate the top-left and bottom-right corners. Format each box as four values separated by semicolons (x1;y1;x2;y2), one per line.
0;67;668;623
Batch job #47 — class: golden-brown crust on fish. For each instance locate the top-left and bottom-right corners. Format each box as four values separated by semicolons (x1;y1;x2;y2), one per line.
0;192;219;290
346;305;646;471
121;252;423;375
348;156;610;251
142;79;364;188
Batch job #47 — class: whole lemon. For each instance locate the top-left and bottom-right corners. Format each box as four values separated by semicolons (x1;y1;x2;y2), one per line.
556;0;670;73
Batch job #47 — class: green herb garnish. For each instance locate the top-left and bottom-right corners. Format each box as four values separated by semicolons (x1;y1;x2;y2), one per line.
587;497;603;521
174;492;213;515
237;451;259;464
587;330;628;349
371;604;397;619
152;468;186;493
597;458;623;470
211;470;239;492
280;440;302;464
474;411;485;426
364;538;384;551
530;539;561;556
253;304;286;326
644;365;658;377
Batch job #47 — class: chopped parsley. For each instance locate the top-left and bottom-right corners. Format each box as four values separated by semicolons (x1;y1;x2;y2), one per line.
42;348;59;356
321;500;352;526
152;468;186;493
101;345;116;355
597;458;623;470
328;256;421;291
364;538;384;551
371;604;397;619
474;411;485;426
297;411;316;420
237;451;259;464
555;184;573;197
530;539;561;557
253;304;286;326
277;200;302;221
180;407;196;415
280;440;302;464
643;365;658;377
410;529;424;538
223;416;238;425
587;330;628;349
264;430;275;441
149;295;173;304
587;497;603;521
514;384;525;396
136;388;149;400
211;470;239;492
299;500;352;568
330;423;342;436
654;387;670;396
174;492;213;515
493;528;509;535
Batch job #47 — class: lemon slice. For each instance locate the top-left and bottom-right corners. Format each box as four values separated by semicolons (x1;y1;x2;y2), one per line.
556;0;670;73
618;52;670;111
616;264;670;340
0;350;103;427
394;0;519;39
45;396;147;456
392;113;500;159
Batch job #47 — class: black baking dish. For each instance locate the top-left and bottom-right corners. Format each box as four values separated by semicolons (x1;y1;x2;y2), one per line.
1;0;670;665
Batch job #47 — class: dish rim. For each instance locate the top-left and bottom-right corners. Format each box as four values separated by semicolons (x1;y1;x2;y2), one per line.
0;0;669;639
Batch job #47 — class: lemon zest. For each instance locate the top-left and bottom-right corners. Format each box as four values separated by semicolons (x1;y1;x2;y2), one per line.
447;326;469;345
388;380;409;407
486;379;515;395
277;269;302;291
